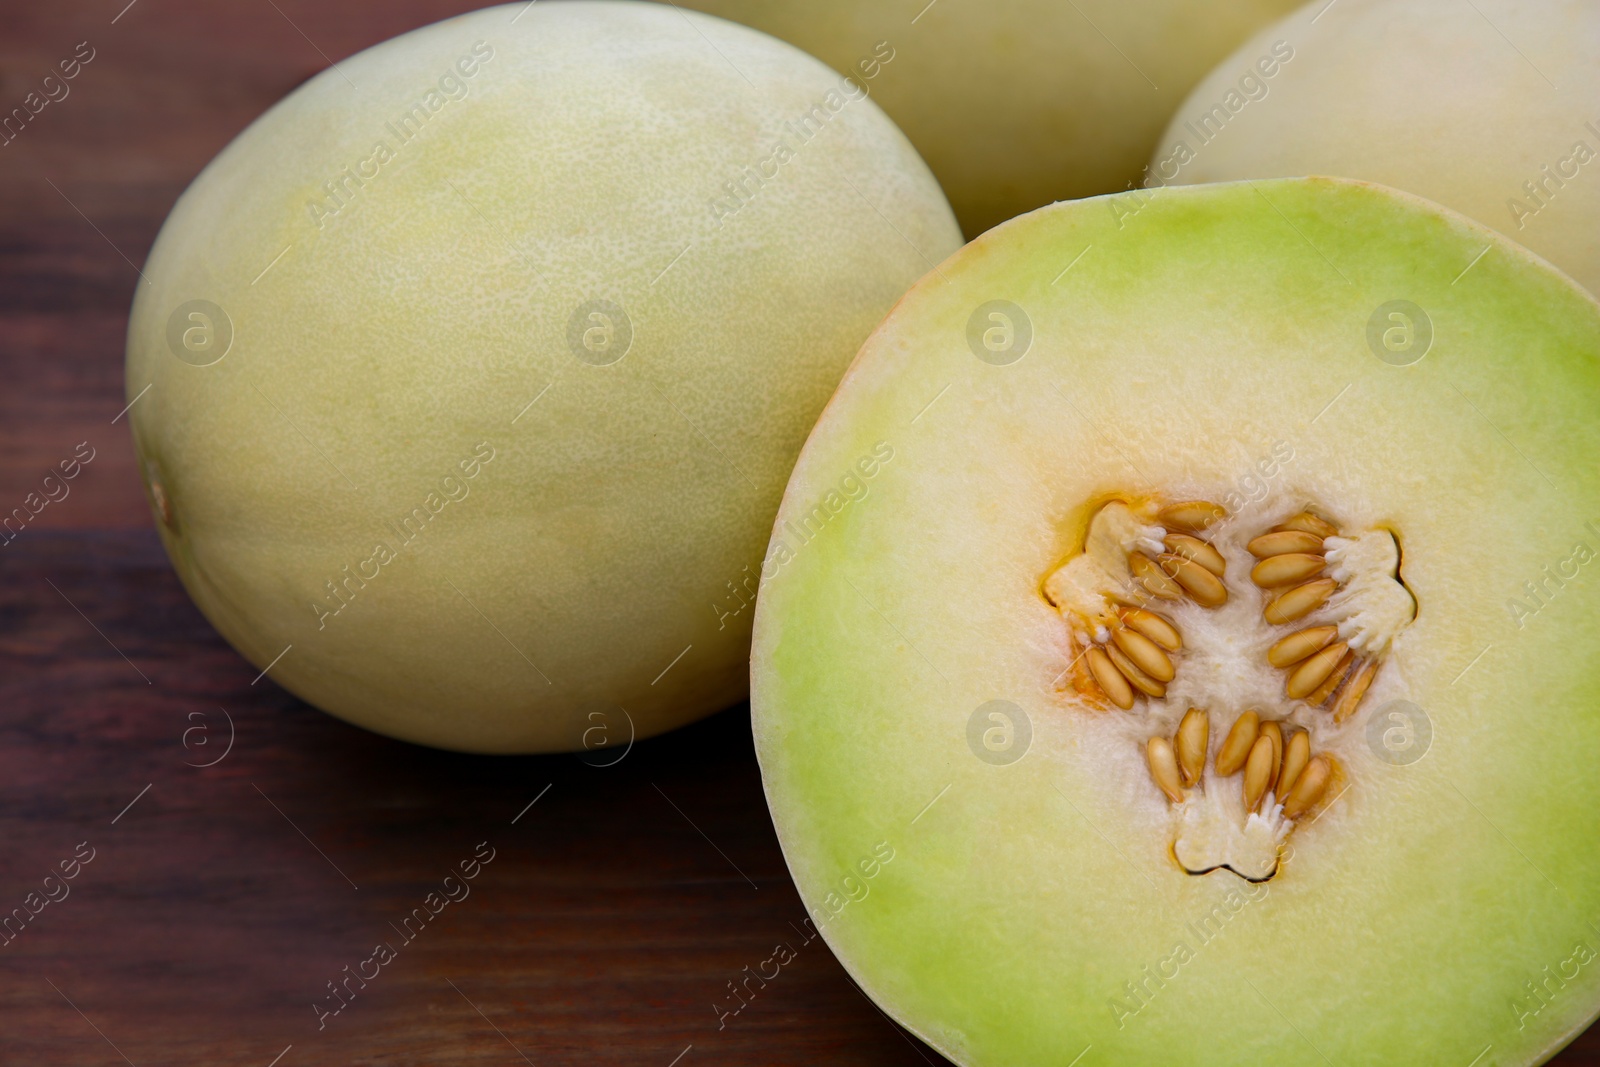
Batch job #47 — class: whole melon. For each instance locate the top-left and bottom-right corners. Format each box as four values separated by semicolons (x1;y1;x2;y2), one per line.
1154;0;1600;294
674;0;1302;236
124;0;961;753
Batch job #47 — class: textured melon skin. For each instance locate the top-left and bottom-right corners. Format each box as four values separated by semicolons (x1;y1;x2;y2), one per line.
673;0;1301;238
1154;0;1600;295
124;1;961;753
752;178;1600;1065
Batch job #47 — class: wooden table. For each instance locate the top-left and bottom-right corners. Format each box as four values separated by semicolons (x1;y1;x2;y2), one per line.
1;2;1595;1064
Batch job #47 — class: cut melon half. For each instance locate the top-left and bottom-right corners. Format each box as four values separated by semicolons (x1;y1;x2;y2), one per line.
751;177;1600;1065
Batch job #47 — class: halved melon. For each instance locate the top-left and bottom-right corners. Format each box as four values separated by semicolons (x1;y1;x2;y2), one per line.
752;177;1600;1065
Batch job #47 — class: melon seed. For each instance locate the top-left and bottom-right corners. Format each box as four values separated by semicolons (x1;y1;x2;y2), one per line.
1087;645;1135;709
1112;626;1176;682
1243;735;1276;812
1277;511;1338;538
1268;625;1339;668
1259;720;1284;791
1251;552;1327;589
1332;658;1380;723
1105;641;1168;699
1247;529;1325;557
1215;711;1260;777
1176;707;1208;787
1279;729;1311;797
1130;552;1184;599
1158;500;1228;532
1147;737;1185;803
1305;649;1356;706
1282;757;1332;819
1264;578;1338;625
1165;533;1226;576
1162;553;1229;607
1120;607;1182;652
1286;641;1351;699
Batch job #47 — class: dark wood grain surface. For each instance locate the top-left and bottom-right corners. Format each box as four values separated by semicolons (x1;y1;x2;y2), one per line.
1;2;1596;1065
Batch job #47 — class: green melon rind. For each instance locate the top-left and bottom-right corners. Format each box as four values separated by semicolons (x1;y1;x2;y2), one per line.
752;177;1600;1066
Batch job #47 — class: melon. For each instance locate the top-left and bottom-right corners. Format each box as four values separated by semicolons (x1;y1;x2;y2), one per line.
752;177;1600;1064
1153;0;1600;295
123;0;961;752
674;0;1302;237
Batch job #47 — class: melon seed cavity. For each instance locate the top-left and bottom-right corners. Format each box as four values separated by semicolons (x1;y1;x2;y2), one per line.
1042;497;1416;882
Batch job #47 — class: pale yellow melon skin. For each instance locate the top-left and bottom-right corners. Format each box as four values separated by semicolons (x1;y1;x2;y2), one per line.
124;1;960;752
1155;0;1600;294
675;0;1303;237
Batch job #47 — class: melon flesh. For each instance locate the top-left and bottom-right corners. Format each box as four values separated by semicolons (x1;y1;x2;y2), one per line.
1154;0;1600;295
123;0;961;752
752;177;1600;1065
